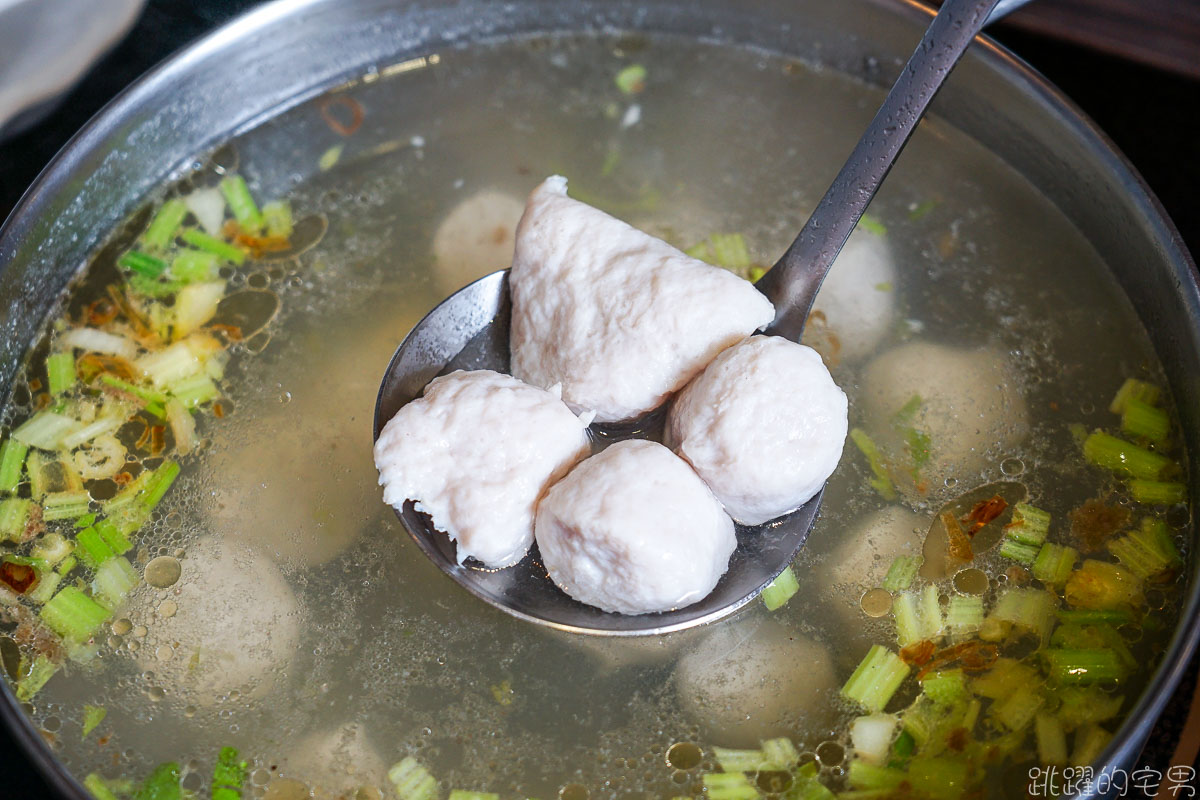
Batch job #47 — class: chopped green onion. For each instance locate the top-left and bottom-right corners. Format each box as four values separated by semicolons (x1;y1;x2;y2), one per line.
39;585;111;641
712;746;769;772
220;175;263;233
700;773;758;800
1109;378;1160;414
1107;517;1183;580
389;756;438;800
881;555;921;592
1032;542;1078;586
42;490;91;522
1120;397;1169;444
169;249;219;283
999;503;1050;564
762;566;799;611
75;527;116;569
1064;559;1143;611
142;198;189;251
1128;479;1187;506
907;756;969;800
849;428;896;501
846;759;906;791
0;497;33;542
180;228;246;265
1082;431;1173;480
46;352;76;396
119;250;169;278
15;654;58;700
92;556;139;610
842;645;910;713
12;410;81;450
85;774;122;800
944;596;984;638
98;373;168;405
212;746;247;800
262;201;294;238
1070;724;1112;768
614;63;647;95
82;705;107;738
134;762;181;800
858;214;887;236
1042;649;1131;685
0;437;28;493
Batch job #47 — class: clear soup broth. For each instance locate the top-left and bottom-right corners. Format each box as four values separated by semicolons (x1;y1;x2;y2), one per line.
0;32;1189;800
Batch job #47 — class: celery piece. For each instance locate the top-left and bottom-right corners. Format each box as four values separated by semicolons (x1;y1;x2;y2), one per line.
12;410;81;450
82;705;107;738
849;714;899;766
998;539;1039;564
42;490;92;522
170;372;220;409
15;654;58;701
909;199;937;221
180;228;246;265
991;684;1044;731
318;144;344;172
128;272;183;299
1054;686;1124;731
999;503;1051;564
1042;649;1130;685
220;175;263;233
75;527;116;569
1128;479;1187;506
849;428;896;501
713;746;769;772
389;756;438;800
31;532;74;567
846;759;906;791
710;233;751;270
61;414;125;451
26;449;48;498
1109;378;1160;415
1032;543;1078;586
95;518;133;555
842;645;910;713
0;497;32;541
212;746;247;800
1051;623;1135;673
761;737;799;770
93;557;139;610
890;728;916;764
136;341;203;389
142;198;189;251
262;201;294;238
40;586;111;641
84;774;122;800
748;266;765;282
134;761;181;800
700;773;759;800
119;250;168;278
783;774;835;800
907;757;969;800
0;437;28;493
1035;712;1068;766
922;669;968;706
1082;431;1172;480
447;793;500;800
57;555;78;576
169;249;219;283
1070;725;1112;768
971;658;1039;700
75;513;97;528
1121;398;1169;444
683;241;711;261
174;280;226;338
858;214;887;236
881;555;921;592
46;352;77;396
990;587;1058;643
27;571;63;605
1064;559;1143;611
1057;608;1133;625
944;596;983;638
920;584;943;640
614;63;647;95
1107;517;1183;579
762;566;799;611
139;460;180;513
98;373;168;405
892;591;922;647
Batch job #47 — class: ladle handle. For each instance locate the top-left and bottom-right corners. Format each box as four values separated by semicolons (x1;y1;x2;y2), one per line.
756;0;1003;340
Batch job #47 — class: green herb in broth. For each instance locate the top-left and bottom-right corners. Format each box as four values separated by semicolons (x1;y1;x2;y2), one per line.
0;32;1191;800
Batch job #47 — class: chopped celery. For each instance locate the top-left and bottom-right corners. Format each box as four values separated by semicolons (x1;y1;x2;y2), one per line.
92;557;139;610
180;228;246;265
849;428;896;500
700;773;759;800
713;746;769;772
75;527;116;569
709;233;751;270
173;280;226;338
170;372;220;408
61;414;126;450
944;596;983;638
1121;398;1169;444
971;658;1039;700
12;410;81;450
907;756;969;800
57;555;78;576
220;175;263;233
1070;725;1112;768
1042;649;1131;685
447;793;500;800
0;437;28;492
762;566;799;611
1128;479;1187;505
139;460;180;513
213;746;247;800
169;249;219;283
98;373;168;405
849;714;899;766
1054;686;1124;731
389;756;438;800
136;341;203;388
922;669;968;707
31;532;74;567
989;587;1057;643
15;654;58;700
1109;378;1160;415
39;586;111;641
318;144;344;172
784;774;834;800
95;518;134;555
1107;517;1183;579
46;352;77;396
1057;608;1133;625
119;250;168;278
841;645;910;713
84;774;121;800
761;737;799;770
165;398;198;456
999;503;1050;564
27;571;63;605
1032;543;1078;586
846;760;906;791
1082;431;1172;480
1051;623;1135;673
614;63;647;95
0;497;32;541
1064;559;1143;610
134;761;181;800
42;490;92;522
858;214;887;236
991;684;1044;731
893;585;942;647
262;200;294;238
1035;712;1068;766
881;555;921;592
75;513;97;528
82;705;107;738
142;198;188;250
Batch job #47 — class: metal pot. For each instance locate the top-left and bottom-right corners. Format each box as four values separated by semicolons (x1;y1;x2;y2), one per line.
1;0;1197;797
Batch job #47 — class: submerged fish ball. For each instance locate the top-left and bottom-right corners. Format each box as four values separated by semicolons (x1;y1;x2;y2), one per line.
806;229;897;364
430;188;525;295
824;506;928;624
675;617;836;747
536;440;736;615
510;175;775;422
668;336;848;525
374;369;590;568
276;723;386;799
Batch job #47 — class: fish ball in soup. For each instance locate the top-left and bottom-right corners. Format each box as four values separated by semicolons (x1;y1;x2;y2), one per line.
674;616;836;748
667;335;848;524
269;722;386;799
536;439;736;615
431;188;525;296
806;229;897;365
824;506;928;625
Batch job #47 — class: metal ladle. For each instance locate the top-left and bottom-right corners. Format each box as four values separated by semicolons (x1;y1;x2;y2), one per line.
375;0;1017;635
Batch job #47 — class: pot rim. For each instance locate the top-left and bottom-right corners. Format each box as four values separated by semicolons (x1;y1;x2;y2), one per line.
1;1;1198;797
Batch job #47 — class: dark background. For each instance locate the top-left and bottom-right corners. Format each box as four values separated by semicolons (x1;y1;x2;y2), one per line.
1;0;1198;795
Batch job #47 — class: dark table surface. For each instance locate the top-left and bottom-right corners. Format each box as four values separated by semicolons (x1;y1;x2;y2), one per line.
1;1;1198;796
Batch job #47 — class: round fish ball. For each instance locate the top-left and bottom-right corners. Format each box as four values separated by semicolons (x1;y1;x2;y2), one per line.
674;616;837;747
374;369;590;568
271;722;386;799
823;506;928;624
667;336;848;525
431;189;525;296
805;229;897;365
510;175;775;422
536;439;736;615
133;537;302;706
861;341;1029;495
